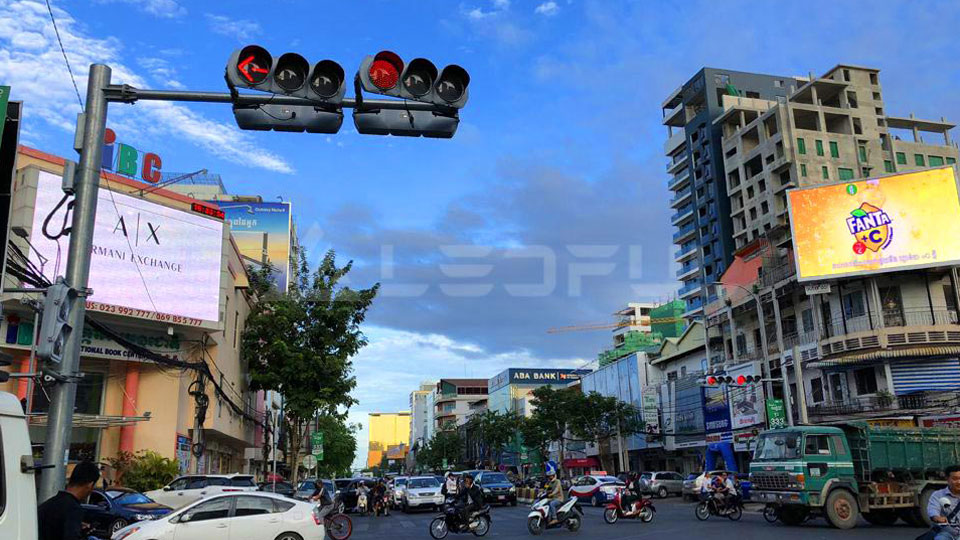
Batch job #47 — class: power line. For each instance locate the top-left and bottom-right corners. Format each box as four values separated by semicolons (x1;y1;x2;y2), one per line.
44;0;83;111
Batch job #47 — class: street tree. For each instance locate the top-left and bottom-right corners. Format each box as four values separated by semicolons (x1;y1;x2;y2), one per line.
569;392;644;473
476;410;523;469
243;248;379;482
526;386;580;475
314;415;361;479
423;429;463;471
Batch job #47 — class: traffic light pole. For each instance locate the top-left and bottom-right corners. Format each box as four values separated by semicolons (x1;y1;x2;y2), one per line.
38;64;111;503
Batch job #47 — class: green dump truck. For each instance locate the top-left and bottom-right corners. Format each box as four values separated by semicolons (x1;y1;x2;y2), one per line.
749;422;960;529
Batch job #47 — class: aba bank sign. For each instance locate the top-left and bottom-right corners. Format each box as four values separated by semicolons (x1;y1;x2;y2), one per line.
509;369;586;384
101;128;163;183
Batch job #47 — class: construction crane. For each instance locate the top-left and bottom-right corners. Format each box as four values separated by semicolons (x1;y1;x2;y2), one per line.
546;316;684;334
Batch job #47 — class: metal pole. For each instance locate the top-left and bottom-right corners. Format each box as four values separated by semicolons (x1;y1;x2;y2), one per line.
753;293;775;399
25;310;40;414
38;64;111;503
768;291;794;427
272;410;278;492
792;345;809;424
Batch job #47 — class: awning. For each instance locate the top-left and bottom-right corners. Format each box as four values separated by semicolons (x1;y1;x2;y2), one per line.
28;413;151;429
809;346;960;368
563;457;600;468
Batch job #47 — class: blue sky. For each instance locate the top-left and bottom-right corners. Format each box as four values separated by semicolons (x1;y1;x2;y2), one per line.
2;0;959;468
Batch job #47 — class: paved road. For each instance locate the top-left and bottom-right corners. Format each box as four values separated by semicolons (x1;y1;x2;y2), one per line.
344;498;927;540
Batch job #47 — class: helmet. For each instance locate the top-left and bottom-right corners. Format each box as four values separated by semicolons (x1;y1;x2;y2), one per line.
546;470;556;478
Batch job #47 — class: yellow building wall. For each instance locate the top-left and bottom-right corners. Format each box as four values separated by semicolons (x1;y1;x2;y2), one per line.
366;413;410;468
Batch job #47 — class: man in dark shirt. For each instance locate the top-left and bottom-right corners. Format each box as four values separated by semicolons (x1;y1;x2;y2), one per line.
38;460;101;540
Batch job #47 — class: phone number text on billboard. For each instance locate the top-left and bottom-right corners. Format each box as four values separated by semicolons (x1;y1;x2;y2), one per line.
86;301;207;327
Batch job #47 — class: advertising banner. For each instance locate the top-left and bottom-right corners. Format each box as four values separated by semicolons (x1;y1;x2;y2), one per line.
765;399;787;429
919;415;960;429
176;435;191;475
725;363;764;429
674;378;705;448
215;201;292;292
30;170;224;324
703;385;732;443
641;386;660;435
788;167;960;281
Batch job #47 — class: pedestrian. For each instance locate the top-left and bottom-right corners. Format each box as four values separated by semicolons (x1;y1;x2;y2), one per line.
37;460;101;540
927;465;960;540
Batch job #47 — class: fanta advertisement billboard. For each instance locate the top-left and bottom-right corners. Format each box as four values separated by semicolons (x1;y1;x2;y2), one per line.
787;167;960;281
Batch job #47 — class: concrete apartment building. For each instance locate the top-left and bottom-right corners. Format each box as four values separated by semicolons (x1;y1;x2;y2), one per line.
663;69;794;320
433;379;488;431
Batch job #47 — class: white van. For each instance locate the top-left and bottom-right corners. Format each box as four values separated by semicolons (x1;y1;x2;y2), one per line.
0;390;38;539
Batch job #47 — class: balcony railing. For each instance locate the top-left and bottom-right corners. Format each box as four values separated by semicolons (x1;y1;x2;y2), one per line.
821;307;960;339
672;222;697;243
808;391;960;420
678;280;703;297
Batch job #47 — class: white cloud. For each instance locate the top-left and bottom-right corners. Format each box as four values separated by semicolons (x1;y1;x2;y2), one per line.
0;1;293;174
348;325;586;469
94;0;186;18
535;1;559;16
493;0;510;7
137;57;184;89
205;13;262;42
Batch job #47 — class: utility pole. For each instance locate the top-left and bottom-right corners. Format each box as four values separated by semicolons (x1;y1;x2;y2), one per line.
769;290;795;427
792;345;809;424
37;65;111;503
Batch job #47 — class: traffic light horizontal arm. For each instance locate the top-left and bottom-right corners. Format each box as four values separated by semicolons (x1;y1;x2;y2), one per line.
103;85;457;113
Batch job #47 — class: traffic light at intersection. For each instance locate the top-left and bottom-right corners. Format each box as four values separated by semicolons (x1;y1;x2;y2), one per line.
37;278;77;364
703;374;763;387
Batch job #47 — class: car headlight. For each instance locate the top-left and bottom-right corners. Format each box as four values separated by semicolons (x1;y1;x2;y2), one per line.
134;513;155;521
483;488;491;494
509;487;516;493
112;526;140;540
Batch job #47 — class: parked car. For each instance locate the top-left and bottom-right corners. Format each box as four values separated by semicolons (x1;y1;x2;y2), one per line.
474;471;517;506
145;474;259;509
338;478;378;512
400;475;444;512
389;476;409;508
568;475;624;507
293;478;334;501
642;471;684;498
111;492;325;540
259;481;295;498
682;472;701;501
82;487;172;538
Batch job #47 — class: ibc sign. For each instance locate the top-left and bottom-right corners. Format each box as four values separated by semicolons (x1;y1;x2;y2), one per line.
101;128;163;183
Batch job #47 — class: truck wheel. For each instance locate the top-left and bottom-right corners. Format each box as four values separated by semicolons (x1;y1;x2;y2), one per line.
863;510;899;526
825;490;859;529
778;507;808;526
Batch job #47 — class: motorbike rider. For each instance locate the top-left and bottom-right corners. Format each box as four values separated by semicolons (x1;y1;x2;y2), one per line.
456;474;485;529
442;472;459;497
543;469;565;524
372;480;387;515
622;472;645;514
310;481;335;518
709;472;736;513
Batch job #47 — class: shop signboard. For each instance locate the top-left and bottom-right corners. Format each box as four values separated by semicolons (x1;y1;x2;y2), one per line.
176;435;191;475
641;386;660;435
765;399;787;429
788;167;960;281
725;363;764;429
919;415;960;429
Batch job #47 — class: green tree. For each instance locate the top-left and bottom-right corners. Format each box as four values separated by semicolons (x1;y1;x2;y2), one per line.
526;386;580;475
424;430;462;470
243;248;379;482
314;416;361;479
476;410;522;469
122;451;180;493
569;392;644;473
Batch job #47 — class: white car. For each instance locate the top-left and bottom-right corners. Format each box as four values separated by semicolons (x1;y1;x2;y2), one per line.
390;476;408;507
111;492;324;540
145;474;258;509
401;476;444;512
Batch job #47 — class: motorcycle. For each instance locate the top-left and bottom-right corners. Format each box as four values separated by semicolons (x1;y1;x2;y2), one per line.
357;492;369;516
695;492;742;521
603;487;655;524
373;491;390;517
429;497;492;539
527;493;582;535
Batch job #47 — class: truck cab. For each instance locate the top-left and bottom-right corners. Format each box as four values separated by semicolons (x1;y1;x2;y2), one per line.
0;391;38;539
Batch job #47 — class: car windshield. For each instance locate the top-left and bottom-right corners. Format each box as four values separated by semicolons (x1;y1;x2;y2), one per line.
394;478;407;486
409;477;440;489
230;476;256;487
482;473;509;483
754;432;801;461
335;480;352;489
111;492;152;505
298;481;316;491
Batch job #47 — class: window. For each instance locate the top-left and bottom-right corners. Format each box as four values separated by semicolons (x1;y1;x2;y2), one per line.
854;367;878;395
829;141;839;158
896;152;907;165
821;166;829;180
761;201;769;214
758;179;766;192
88;491;109;507
804;434;831;456
168;477;190;491
207;477;231;487
274;499;296;513
915;154;925;166
235;496;277;517
680;366;687;377
231;476;256;487
948;157;956;165
858;145;867;162
842;290;866;318
233;311;240;349
869;72;878;85
753;328;762;351
815;140;824;156
736;334;747;355
945;284;958;312
774;80;783;88
838;168;854;181
861;167;871;177
800;163;807;177
810;378;824;404
884;160;894;173
831;435;849;456
929;156;944;167
796;138;806;155
801;308;814;333
183;497;231;522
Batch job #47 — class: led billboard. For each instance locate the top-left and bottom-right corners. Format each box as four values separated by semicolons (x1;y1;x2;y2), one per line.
788;167;960;281
215;201;292;292
29;170;224;325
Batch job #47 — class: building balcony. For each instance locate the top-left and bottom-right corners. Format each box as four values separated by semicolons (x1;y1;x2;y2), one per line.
678;280;702;299
674;243;698;263
671;206;695;226
819;308;960;359
807;391;959;424
667;156;689;175
664;130;687;156
672;222;697;244
684;300;704;319
670;186;693;208
668;171;691;191
676;262;700;281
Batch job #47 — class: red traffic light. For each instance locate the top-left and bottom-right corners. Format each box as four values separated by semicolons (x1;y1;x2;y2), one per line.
737;375;746;385
706;376;718;385
237;45;271;85
369;51;403;90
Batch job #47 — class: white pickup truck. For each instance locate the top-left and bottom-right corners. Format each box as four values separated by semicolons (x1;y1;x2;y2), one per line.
0;390;38;539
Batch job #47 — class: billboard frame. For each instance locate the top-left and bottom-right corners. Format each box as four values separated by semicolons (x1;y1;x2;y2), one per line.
786;165;960;283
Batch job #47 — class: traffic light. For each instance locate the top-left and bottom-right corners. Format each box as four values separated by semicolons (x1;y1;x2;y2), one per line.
702;374;762;386
353;50;470;138
226;45;345;133
37;278;77;364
